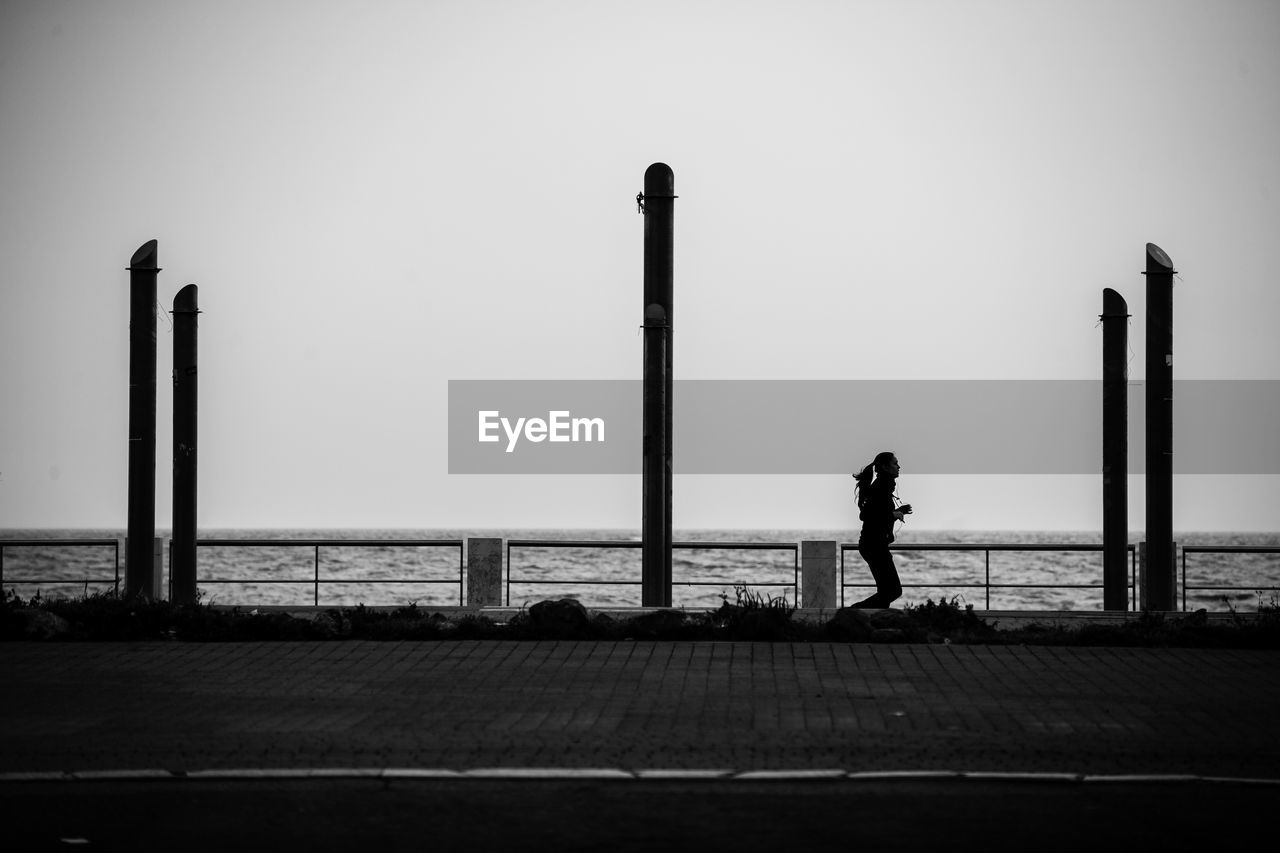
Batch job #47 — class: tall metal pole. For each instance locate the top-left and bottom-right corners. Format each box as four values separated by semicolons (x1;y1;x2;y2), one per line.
126;240;160;599
1101;287;1129;610
171;284;199;605
1144;243;1176;610
641;163;674;606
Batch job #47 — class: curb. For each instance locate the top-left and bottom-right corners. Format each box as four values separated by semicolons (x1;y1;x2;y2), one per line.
3;768;1278;785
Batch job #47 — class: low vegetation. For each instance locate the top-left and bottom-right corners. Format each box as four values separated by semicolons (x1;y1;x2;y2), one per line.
3;587;1278;647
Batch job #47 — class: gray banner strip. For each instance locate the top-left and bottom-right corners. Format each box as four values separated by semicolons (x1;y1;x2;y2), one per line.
448;380;1279;475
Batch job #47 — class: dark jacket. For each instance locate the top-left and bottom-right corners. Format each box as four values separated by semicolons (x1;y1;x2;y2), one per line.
858;478;897;546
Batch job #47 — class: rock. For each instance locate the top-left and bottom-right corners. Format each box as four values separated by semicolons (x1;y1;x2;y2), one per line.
310;610;352;638
528;598;590;638
1185;608;1209;627
827;607;874;641
16;608;72;640
629;609;685;638
869;609;912;631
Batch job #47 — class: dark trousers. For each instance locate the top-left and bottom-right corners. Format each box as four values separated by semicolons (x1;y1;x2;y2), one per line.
853;542;902;608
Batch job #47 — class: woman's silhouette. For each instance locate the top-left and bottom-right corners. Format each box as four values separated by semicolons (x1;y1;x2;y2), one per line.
852;451;912;608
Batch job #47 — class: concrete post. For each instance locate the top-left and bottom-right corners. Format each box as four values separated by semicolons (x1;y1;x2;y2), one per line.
125;240;160;598
1144;243;1177;610
800;541;837;609
171;284;199;605
467;538;502;607
1101;287;1130;610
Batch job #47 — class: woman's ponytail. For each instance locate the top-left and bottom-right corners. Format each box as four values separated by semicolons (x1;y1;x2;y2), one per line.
853;461;876;509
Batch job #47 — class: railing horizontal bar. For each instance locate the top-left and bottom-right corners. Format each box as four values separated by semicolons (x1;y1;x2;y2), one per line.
198;578;459;585
507;580;639;586
506;578;788;584
508;540;797;551
508;540;640;548
200;580;458;585
196;540;463;548
0;540;120;547
841;582;1109;589
840;543;1119;552
1183;546;1280;553
677;581;793;587
299;579;458;585
675;542;797;550
197;579;315;585
842;583;988;589
977;584;1106;589
1185;584;1280;591
2;578;117;584
838;582;1107;588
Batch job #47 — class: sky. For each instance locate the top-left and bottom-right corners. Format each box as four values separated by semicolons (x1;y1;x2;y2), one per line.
1;0;1277;532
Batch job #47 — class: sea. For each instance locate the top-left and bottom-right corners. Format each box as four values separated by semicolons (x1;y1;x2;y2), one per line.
4;529;1280;614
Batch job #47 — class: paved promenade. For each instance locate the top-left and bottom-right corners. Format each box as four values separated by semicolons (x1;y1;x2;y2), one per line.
2;640;1278;778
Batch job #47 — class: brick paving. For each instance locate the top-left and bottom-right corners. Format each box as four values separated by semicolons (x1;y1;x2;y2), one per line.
1;641;1278;778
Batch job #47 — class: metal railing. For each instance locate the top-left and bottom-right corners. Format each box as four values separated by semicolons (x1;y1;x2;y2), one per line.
0;538;122;596
190;539;465;606
505;539;798;607
840;543;1139;610
1181;546;1280;611
7;537;1278;613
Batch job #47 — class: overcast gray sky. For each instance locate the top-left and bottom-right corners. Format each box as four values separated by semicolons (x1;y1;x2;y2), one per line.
2;0;1277;531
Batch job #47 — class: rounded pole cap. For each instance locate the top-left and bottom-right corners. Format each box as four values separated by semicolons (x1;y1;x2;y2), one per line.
173;283;199;314
1145;243;1175;274
128;239;159;271
1102;287;1129;316
644;163;674;196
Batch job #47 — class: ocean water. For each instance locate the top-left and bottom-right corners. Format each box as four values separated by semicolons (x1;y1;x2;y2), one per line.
3;529;1279;613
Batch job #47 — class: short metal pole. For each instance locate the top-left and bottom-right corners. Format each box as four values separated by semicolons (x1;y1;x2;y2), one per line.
794;545;800;606
314;545;320;606
1181;546;1186;612
1131;547;1137;610
125;240;160;598
985;549;991;610
839;548;845;608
